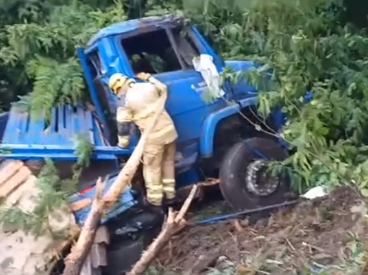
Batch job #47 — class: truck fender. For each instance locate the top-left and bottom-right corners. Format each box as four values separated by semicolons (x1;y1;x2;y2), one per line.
200;97;258;158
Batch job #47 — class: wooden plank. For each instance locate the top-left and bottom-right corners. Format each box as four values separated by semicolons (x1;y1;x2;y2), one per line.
70;198;93;212
6;176;36;207
0;160;24;188
16;175;40;212
0;166;32;199
0;159;78;275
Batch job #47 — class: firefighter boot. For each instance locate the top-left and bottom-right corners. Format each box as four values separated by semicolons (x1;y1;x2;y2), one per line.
164;196;177;207
142;197;164;217
161;195;178;215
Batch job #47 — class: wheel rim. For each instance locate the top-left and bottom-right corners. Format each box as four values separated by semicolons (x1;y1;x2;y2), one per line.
245;159;280;197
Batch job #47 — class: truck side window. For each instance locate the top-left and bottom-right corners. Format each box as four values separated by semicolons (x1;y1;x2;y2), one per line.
86;51;115;115
121;29;182;74
171;27;200;69
86;58;97;79
87;51;104;77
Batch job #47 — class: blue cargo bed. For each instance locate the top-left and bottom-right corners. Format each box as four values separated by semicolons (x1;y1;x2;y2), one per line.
0;105;132;160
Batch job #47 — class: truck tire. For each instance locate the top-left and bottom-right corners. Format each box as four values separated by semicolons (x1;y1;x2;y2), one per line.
105;230;158;275
104;210;163;275
219;137;290;211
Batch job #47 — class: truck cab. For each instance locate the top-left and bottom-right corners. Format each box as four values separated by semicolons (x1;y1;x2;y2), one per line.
78;15;266;184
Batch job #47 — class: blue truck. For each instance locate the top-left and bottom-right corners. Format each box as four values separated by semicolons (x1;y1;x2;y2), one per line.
0;15;292;273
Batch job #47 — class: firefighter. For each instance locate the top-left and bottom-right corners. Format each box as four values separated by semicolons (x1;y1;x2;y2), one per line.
108;72;178;212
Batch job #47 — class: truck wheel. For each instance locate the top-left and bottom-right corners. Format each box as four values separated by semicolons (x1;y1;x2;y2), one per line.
219;137;290;211
105;228;159;275
105;210;163;275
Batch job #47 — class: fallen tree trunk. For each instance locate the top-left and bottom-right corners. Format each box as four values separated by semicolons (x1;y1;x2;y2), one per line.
62;93;168;275
128;185;198;275
103;90;168;208
62;176;107;275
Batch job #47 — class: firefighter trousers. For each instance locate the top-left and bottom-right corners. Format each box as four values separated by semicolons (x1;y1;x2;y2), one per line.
142;141;176;206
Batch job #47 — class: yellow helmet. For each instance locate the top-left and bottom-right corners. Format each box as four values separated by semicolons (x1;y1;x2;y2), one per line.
109;73;128;95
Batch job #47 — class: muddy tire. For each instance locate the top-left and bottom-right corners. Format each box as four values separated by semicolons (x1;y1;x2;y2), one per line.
105;210;163;274
219;137;290;211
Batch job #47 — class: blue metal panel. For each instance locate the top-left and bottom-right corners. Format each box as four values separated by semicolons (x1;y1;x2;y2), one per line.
175;167;202;189
0;105;132;160
155;70;225;145
175;140;198;174
224;60;259;99
0;146;132;160
70;174;137;226
77;48;111;141
98;38;127;77
200;96;259;157
101;36;135;111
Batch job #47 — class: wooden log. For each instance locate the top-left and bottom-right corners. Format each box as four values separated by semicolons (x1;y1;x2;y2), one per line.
62;89;168;275
103;93;168;208
62;176;107;275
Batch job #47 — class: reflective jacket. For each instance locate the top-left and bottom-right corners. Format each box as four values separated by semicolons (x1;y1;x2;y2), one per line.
116;82;178;145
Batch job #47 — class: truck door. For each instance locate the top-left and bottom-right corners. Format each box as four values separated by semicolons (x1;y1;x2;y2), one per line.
77;48;115;143
158;26;226;143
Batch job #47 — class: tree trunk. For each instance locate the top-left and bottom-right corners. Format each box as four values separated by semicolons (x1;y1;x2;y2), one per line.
103;93;167;208
62;93;168;275
62;176;107;275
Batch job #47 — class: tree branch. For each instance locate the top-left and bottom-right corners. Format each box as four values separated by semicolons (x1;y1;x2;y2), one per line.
128;185;198;275
62;176;107;275
62;92;168;275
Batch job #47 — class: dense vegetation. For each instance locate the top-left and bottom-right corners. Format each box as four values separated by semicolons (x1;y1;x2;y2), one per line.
1;0;368;195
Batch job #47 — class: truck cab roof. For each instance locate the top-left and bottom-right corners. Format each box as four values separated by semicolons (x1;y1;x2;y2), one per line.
87;15;185;47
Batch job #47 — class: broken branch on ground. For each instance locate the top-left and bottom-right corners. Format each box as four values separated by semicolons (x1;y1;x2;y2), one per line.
128;184;198;275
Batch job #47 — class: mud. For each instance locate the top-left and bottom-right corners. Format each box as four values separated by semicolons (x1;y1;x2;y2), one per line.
156;186;368;274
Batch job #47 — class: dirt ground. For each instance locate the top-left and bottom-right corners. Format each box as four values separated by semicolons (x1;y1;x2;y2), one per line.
152;186;368;275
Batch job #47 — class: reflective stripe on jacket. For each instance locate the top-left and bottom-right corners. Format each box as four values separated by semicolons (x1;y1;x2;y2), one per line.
118;82;178;145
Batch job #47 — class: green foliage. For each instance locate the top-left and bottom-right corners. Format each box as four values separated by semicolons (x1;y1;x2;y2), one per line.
140;0;368;193
74;134;94;167
0;133;93;237
202;0;368;193
0;0;128;116
17;57;85;119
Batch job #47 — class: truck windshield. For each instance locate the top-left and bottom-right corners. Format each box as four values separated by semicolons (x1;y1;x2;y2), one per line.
120;26;200;75
121;28;181;74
